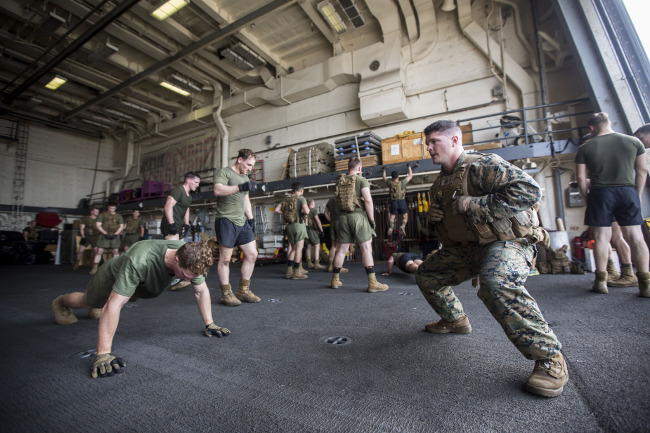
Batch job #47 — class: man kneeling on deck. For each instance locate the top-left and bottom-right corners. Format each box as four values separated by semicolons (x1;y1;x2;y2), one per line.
51;240;229;378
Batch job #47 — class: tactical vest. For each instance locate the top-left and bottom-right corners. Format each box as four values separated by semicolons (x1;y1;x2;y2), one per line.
101;212;121;233
83;217;97;236
389;180;405;200
335;175;358;212
282;195;300;224
125;217;141;234
431;154;540;246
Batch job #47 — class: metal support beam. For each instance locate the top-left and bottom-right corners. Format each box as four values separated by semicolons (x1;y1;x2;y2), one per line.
3;0;140;105
62;0;297;121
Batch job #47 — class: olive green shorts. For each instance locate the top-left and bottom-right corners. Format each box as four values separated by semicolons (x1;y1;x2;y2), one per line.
306;228;320;246
85;262;116;308
97;234;121;249
337;212;375;244
286;222;307;244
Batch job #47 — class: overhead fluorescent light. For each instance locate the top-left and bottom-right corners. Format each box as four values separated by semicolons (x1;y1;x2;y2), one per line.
121;100;150;113
82;119;112;129
220;48;255;71
317;1;347;34
45;76;67;90
231;43;266;67
338;0;365;28
169;74;202;92
151;0;189;21
105;108;133;120
160;81;191;96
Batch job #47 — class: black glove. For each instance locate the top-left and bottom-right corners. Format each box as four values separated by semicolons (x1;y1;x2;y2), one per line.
104;234;116;240
369;220;376;230
167;223;178;235
247;218;256;233
319;231;325;239
183;224;191;237
91;353;126;378
204;323;230;338
79;237;88;247
238;180;257;192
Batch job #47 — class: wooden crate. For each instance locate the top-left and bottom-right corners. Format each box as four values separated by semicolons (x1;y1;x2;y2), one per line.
335;155;380;171
464;142;503;151
460;123;474;145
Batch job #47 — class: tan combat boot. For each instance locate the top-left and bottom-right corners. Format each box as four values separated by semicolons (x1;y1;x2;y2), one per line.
592;271;608;294
285;266;294;279
608;264;638;287
327;262;334;272
314;261;326;270
340;267;349;273
89;263;99;276
606;259;620;282
637;271;650;297
367;273;388;293
236;279;261;303
51;295;78;325
88;308;102;320
525;352;569;397
330;273;342;289
299;264;308;275
72;260;81;271
307;260;315;269
220;284;241;306
425;314;472;334
291;267;308;280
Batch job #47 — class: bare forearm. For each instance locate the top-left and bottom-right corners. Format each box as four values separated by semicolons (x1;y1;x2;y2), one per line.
193;284;213;325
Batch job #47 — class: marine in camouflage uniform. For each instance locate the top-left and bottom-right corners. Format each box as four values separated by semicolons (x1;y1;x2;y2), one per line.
416;120;567;398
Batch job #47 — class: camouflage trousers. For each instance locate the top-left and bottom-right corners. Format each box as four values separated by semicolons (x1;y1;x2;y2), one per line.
414;240;561;360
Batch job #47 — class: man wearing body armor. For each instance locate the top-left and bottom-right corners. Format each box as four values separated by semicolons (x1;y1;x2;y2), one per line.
415;120;567;398
382;165;413;236
91;203;125;276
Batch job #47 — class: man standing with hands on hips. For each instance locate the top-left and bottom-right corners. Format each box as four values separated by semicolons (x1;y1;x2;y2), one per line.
213;149;260;306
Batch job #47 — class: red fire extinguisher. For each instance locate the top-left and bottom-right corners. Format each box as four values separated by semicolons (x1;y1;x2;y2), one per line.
573;237;584;260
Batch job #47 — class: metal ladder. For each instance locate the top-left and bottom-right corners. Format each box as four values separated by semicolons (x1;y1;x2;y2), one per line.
254;205;269;235
11;120;28;230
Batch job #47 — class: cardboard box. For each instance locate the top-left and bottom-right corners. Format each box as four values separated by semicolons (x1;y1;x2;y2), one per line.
381;133;425;164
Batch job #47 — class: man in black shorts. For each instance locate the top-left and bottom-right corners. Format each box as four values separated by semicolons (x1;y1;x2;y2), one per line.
213;149;260;306
575;112;649;296
382;164;413;236
383;252;423;275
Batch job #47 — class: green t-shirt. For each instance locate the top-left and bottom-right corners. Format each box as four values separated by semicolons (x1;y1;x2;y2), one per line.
97;212;124;234
214;167;250;226
169;185;192;226
297;196;308;222
308;208;318;230
106;240;204;299
352;175;370;213
575;132;645;188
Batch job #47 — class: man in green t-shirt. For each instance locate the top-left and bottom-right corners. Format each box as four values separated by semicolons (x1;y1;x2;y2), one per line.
91;203;125;276
121;209;146;252
51;240;229;378
275;181;311;280
213;148;260;306
163;172;200;291
73;206;100;270
324;197;348;274
382;165;413;236
575;112;649;296
331;157;388;293
305;198;326;270
634;124;650;148
163;172;200;240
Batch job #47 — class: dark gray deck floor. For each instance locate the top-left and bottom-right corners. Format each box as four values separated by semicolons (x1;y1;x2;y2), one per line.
1;261;649;433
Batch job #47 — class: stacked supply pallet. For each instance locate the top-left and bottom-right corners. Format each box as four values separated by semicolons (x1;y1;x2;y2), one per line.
334;132;382;171
287;142;335;178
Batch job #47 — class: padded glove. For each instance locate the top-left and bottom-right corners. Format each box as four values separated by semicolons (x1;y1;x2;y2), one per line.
369;220;376;230
452;195;472;215
238;180;257;192
79;237;88;247
104;234;116;240
204;322;230;338
319;231;325;239
183;224;191;237
167;223;178;235
247;218;256;233
91;353;126;378
428;203;445;223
